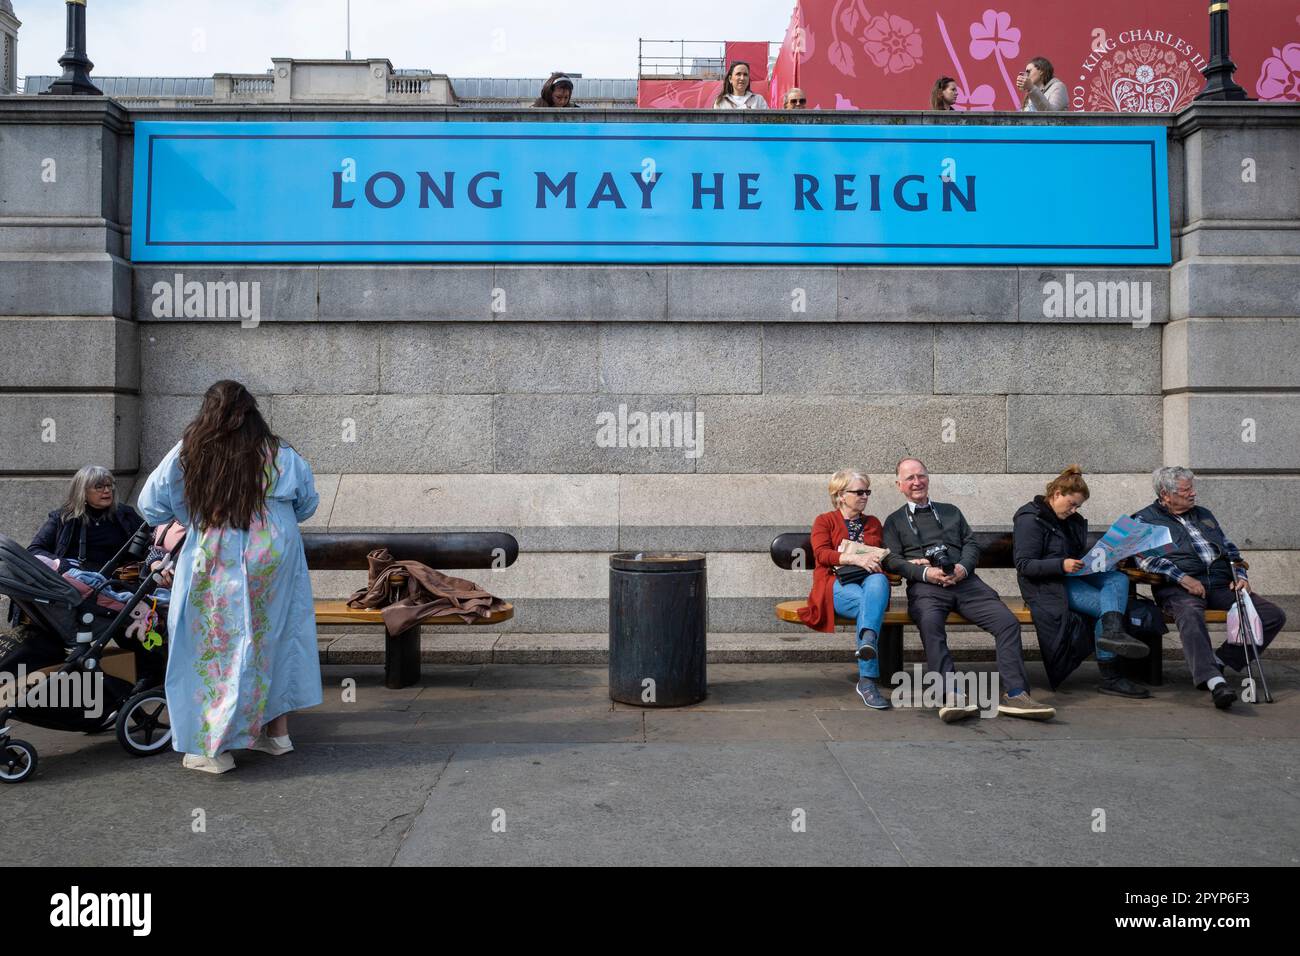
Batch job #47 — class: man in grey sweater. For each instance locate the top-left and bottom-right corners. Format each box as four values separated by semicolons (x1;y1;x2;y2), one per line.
882;458;1054;721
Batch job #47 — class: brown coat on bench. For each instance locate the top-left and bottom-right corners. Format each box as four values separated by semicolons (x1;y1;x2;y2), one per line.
347;548;508;633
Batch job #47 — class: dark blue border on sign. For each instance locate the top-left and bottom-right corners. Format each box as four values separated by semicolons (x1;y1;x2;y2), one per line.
143;131;1163;252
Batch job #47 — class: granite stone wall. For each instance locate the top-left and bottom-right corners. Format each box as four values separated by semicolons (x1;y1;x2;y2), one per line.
2;99;1296;631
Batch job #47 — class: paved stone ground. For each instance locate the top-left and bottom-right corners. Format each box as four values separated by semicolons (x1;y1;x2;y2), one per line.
6;661;1299;866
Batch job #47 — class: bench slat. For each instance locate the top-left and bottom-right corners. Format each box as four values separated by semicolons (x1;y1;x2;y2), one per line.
774;599;1224;628
313;599;514;626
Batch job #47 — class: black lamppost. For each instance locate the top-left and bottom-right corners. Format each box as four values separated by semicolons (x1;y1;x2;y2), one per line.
1195;0;1248;100
43;0;101;95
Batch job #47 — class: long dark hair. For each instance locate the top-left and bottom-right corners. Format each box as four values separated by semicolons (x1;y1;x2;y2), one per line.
930;76;957;110
179;380;281;531
714;61;752;106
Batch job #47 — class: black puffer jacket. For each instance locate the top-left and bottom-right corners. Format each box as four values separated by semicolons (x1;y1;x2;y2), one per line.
28;503;142;569
1012;496;1092;688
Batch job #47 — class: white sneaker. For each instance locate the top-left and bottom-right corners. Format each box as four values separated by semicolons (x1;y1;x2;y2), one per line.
182;752;235;774
249;731;294;756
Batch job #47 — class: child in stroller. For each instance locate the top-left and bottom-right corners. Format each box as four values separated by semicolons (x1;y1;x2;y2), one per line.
0;522;180;783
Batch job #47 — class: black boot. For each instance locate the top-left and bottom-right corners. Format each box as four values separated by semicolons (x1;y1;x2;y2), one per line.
1095;611;1150;659
1098;660;1151;698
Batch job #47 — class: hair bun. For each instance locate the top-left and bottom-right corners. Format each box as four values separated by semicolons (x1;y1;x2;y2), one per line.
1061;464;1082;476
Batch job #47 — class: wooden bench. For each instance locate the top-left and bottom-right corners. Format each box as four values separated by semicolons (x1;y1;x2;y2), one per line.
304;532;517;689
771;529;1227;686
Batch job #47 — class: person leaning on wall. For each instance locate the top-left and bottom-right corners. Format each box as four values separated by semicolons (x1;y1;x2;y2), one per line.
930;76;958;111
1017;56;1068;111
713;61;768;109
533;72;579;108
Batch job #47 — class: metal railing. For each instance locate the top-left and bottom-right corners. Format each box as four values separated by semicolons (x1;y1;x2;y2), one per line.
638;39;780;79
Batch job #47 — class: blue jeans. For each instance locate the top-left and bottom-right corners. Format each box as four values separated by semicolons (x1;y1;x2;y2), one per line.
1064;570;1129;662
833;573;890;679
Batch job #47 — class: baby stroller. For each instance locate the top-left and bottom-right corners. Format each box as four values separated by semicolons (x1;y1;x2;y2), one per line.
0;524;176;783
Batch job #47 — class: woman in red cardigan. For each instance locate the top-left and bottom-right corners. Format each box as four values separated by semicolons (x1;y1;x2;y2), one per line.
798;469;893;709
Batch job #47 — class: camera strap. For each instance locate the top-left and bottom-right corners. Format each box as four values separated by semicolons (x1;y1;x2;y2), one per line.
904;502;945;540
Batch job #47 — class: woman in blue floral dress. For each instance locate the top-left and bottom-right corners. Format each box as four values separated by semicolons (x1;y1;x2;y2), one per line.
138;380;322;774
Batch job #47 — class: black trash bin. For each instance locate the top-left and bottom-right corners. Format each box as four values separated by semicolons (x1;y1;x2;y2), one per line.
608;552;707;707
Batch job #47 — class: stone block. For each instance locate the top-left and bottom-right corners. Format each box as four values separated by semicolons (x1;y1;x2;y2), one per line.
1171;258;1300;320
326;473;619;550
761;323;933;393
935;324;1161;394
0;222;123;255
1016;268;1170;326
838;267;1016;322
1007;395;1161;473
1167;393;1300;472
133;266;318;322
599;324;761;393
495;394;699;473
379;323;598;393
0;478;90;544
139;323;379;394
0;255;125;317
270;394;494;473
1163;318;1300;390
0;317;136;390
0;124;107;218
317;265;494;321
1185;127;1300;223
491;266;668;321
619;474;826;530
1180;225;1300;258
667;266;838;322
1186;478;1300;550
696;395;1007;473
0;393;138;472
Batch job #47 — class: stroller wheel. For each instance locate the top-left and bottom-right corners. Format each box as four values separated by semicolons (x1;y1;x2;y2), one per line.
0;739;37;783
116;689;172;757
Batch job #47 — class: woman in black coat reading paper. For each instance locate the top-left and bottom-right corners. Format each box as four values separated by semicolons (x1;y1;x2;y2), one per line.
1013;466;1149;697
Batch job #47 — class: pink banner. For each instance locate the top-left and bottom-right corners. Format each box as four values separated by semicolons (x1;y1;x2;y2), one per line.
638;77;774;109
767;0;1300;111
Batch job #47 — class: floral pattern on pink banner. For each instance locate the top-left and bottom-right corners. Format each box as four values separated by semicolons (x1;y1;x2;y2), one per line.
968;9;1021;108
862;13;924;74
1257;43;1300;101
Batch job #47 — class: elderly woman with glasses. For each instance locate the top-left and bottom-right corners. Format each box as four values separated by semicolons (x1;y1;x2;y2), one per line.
27;465;142;572
796;469;893;709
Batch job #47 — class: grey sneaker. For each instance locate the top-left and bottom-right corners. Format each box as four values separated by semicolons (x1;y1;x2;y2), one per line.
938;693;979;723
999;691;1056;720
856;678;891;710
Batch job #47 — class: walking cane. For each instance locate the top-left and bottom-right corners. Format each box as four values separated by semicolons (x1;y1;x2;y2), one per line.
1231;561;1273;704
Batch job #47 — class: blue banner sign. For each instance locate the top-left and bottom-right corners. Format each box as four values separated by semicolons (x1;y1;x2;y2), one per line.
132;121;1169;265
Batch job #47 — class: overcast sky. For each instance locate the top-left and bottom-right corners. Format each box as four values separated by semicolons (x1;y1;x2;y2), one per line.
14;0;795;79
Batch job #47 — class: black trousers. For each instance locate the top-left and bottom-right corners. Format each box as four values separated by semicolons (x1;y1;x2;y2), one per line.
906;574;1031;694
1153;583;1287;687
